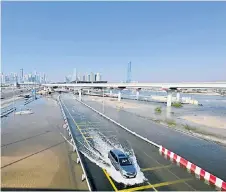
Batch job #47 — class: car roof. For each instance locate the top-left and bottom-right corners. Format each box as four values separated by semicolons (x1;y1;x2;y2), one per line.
111;149;127;157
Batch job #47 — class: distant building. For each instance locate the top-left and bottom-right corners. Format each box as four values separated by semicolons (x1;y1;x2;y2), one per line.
72;68;77;81
96;73;101;81
90;72;95;82
1;73;5;84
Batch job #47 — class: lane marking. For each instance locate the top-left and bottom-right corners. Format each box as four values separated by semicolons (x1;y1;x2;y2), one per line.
143;152;196;191
62;101;90;146
141;164;173;172
81;128;102;131
102;169;118;191
76;121;101;125
118;178;193;192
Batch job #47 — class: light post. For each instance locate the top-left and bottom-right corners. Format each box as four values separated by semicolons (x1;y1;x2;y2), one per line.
102;88;105;113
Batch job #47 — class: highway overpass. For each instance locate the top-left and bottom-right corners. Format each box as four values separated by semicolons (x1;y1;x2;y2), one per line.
42;82;226;106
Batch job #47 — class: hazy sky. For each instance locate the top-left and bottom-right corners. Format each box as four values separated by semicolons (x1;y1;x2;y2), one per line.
2;2;226;82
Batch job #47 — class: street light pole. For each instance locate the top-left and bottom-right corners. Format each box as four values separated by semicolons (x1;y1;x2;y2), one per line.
12;85;15;114
102;88;105;113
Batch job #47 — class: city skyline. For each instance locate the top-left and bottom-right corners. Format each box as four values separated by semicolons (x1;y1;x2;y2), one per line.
1;70;47;84
65;70;102;83
2;2;226;82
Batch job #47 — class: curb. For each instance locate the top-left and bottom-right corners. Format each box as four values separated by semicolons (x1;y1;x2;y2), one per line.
159;146;226;191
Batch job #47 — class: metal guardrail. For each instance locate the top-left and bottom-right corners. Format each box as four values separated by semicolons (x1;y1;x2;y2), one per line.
24;98;35;105
0;107;16;118
58;95;92;191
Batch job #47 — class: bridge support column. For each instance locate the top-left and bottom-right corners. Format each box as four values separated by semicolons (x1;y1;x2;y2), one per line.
87;89;90;94
176;92;180;102
109;87;114;97
167;90;173;107
78;89;82;101
118;90;121;101
136;88;141;100
110;90;113;96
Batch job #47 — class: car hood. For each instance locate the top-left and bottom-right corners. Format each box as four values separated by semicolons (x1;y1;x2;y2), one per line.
121;165;136;174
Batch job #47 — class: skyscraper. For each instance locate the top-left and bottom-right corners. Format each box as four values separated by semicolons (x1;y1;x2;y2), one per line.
72;68;77;82
126;62;132;83
20;68;24;83
1;73;5;84
90;72;95;82
96;73;101;81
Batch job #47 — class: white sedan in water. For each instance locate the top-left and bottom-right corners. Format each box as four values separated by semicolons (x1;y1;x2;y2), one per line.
108;149;137;178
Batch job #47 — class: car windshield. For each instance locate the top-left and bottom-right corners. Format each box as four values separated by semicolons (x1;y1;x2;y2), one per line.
119;158;132;166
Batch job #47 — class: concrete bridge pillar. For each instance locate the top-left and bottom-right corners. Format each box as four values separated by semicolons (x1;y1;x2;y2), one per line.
78;89;82;101
117;87;125;101
136;88;141;100
167;90;173;107
176;92;180;102
87;89;90;94
109;87;113;96
118;90;122;101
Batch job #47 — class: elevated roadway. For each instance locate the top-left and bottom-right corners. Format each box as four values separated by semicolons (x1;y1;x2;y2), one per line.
44;82;226;106
44;82;226;89
60;94;215;191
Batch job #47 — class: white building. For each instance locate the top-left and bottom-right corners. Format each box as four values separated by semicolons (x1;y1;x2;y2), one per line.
90;72;95;82
96;73;101;81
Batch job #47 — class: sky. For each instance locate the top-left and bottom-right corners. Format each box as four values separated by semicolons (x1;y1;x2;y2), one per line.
2;1;226;82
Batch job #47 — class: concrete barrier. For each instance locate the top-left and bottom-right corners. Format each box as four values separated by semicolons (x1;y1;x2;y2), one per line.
58;95;92;191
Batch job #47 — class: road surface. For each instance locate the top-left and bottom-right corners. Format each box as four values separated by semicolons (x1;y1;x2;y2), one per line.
61;94;215;191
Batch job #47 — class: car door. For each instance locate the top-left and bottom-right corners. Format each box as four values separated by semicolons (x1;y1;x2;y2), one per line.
109;151;116;166
111;152;119;170
114;156;120;170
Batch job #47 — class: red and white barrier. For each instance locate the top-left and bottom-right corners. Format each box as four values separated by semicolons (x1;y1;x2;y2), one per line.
159;146;226;191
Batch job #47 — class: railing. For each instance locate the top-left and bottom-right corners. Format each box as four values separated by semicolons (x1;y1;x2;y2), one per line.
1;107;16;118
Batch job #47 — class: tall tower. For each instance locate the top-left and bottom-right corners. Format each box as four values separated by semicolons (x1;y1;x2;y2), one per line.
20;68;23;83
73;68;77;82
126;62;132;83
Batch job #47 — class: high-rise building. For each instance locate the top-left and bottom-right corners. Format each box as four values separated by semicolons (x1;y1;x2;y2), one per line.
94;74;97;82
83;75;86;81
72;68;77;81
1;73;5;84
86;74;90;82
65;76;71;83
79;74;83;81
126;62;132;83
28;74;32;82
96;73;101;81
20;68;24;83
90;72;95;82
